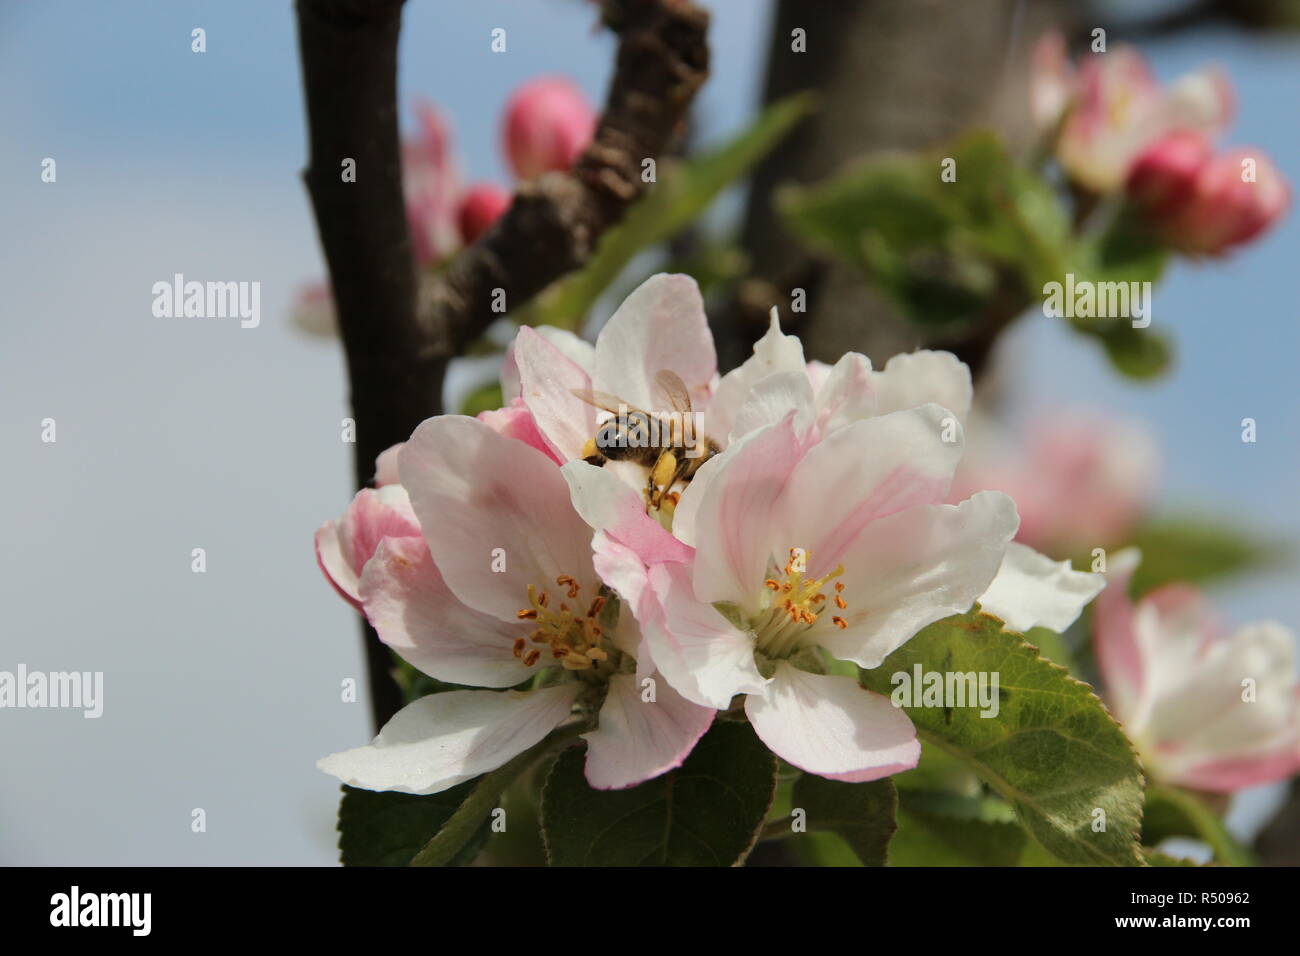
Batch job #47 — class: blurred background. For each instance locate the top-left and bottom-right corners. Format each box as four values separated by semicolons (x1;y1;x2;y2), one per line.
1;0;1296;864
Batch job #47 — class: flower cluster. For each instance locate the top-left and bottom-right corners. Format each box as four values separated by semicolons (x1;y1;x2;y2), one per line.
1032;30;1288;255
314;275;1108;793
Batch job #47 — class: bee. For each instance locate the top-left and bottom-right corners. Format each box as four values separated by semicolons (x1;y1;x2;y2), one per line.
572;370;719;509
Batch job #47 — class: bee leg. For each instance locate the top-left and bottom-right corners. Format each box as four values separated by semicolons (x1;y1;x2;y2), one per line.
650;450;678;508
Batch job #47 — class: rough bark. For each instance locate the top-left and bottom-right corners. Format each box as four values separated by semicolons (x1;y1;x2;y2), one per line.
720;0;1070;378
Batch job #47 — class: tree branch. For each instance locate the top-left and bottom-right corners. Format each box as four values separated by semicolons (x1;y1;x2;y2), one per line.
295;0;709;729
414;0;710;358
297;0;420;731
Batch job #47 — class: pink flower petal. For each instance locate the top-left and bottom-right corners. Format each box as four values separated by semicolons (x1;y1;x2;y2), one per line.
317;684;580;795
690;414;804;611
513;325;598;462
561;460;693;566
360;536;543;688
583;673;716;790
592;274;716;413
780;405;966;578
399;415;598;623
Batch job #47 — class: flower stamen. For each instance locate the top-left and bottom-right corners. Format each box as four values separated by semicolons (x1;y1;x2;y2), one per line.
515;573;609;669
751;547;851;658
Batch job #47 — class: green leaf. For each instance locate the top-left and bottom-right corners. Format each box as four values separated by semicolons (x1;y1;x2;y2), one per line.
1022;626;1077;672
540;720;777;866
338;782;488;866
1073;204;1170;287
1126;517;1289;596
860;611;1146;866
790;774;897;866
781;129;1070;330
1143;785;1254;866
892;741;981;794
1093;321;1173;380
890;790;1027;866
534;94;814;330
935;130;1070;288
460;381;504;417
410;723;586;866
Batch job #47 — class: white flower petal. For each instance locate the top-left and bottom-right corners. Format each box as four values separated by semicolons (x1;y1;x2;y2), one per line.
817;492;1020;669
813;351;876;434
706;308;805;440
317;684;580;795
978;541;1104;634
592;274;716;412
728;370;815;444
871;350;972;422
646;561;769;709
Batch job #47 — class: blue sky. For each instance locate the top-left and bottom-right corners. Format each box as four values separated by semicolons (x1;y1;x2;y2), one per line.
1;1;1295;863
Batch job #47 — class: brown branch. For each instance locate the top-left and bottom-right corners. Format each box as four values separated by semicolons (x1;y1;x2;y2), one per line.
295;0;709;729
414;0;710;358
297;0;419;731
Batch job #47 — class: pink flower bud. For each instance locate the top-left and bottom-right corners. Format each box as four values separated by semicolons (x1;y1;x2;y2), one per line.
1125;130;1213;220
1166;148;1290;254
1129;137;1290;255
456;183;511;245
502;77;596;180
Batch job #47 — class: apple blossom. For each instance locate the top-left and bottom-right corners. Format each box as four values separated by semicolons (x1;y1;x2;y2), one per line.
1036;32;1232;193
1095;552;1300;792
318;416;713;794
404;100;465;268
950;410;1158;557
503;77;597;180
566;401;1102;783
315;449;421;609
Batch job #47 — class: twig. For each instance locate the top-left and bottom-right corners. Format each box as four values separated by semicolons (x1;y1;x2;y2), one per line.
297;0;422;730
414;0;711;359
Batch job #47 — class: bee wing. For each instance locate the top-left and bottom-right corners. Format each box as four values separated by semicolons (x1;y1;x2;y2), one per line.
569;388;646;418
654;369;694;416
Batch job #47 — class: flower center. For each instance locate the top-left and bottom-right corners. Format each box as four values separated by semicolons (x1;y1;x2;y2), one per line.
515;574;609;671
751;547;849;658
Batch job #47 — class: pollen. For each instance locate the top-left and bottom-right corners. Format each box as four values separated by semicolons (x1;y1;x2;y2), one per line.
515;573;610;670
752;546;851;657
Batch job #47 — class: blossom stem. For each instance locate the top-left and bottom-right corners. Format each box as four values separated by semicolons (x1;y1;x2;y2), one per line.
409;721;588;867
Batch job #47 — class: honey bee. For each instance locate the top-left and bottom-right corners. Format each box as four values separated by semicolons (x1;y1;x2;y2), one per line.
572;370;719;509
